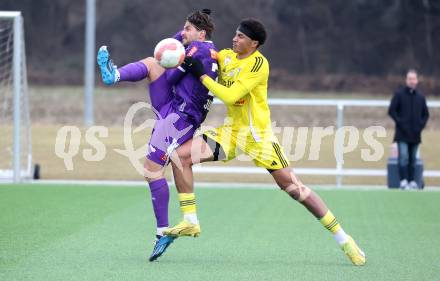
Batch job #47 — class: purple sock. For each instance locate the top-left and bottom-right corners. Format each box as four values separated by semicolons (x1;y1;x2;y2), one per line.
118;61;149;82
148;178;169;228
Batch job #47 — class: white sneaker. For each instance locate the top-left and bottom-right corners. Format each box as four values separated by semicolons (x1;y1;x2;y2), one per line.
400;179;408;189
408;181;418;189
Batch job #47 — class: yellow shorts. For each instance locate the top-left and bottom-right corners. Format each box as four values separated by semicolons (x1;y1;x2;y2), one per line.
203;126;289;170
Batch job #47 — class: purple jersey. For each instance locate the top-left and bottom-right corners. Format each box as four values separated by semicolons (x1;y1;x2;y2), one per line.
164;36;218;125
145;34;218;166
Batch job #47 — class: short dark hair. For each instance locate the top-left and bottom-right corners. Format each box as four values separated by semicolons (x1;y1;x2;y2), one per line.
187;10;215;39
238;18;267;47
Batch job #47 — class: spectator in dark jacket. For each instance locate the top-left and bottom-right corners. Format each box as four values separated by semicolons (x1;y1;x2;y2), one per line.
388;69;429;189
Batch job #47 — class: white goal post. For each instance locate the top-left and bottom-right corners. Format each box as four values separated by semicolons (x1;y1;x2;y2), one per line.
0;11;32;182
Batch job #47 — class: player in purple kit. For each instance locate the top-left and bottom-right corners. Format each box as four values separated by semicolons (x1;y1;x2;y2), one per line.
97;9;218;261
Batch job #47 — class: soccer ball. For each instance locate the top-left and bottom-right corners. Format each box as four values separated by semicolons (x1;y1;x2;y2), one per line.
154;38;186;69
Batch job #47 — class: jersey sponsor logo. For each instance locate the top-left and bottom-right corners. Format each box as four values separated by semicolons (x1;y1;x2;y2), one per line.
251;56;264;72
221;80;235;87
187;46;198;57
210;49;218;60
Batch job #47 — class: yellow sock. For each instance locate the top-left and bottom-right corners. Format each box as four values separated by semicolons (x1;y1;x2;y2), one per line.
178;193;198;224
320;210;341;234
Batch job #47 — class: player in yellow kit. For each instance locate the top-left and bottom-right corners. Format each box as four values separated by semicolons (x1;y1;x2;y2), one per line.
165;18;366;266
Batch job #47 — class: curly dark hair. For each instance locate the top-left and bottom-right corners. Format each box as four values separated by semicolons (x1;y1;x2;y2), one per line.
187;9;215;39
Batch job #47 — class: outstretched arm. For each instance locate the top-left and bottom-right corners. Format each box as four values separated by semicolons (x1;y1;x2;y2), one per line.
183;56;266;104
200;76;251;105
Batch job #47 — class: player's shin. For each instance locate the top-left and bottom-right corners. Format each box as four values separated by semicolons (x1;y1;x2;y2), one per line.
319;210;349;245
118;61;149;82
282;178;349;246
148;178;170;236
178;193;199;224
290;185;366;265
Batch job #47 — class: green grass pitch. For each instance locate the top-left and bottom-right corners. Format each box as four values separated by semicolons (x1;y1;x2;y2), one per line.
1;184;439;281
